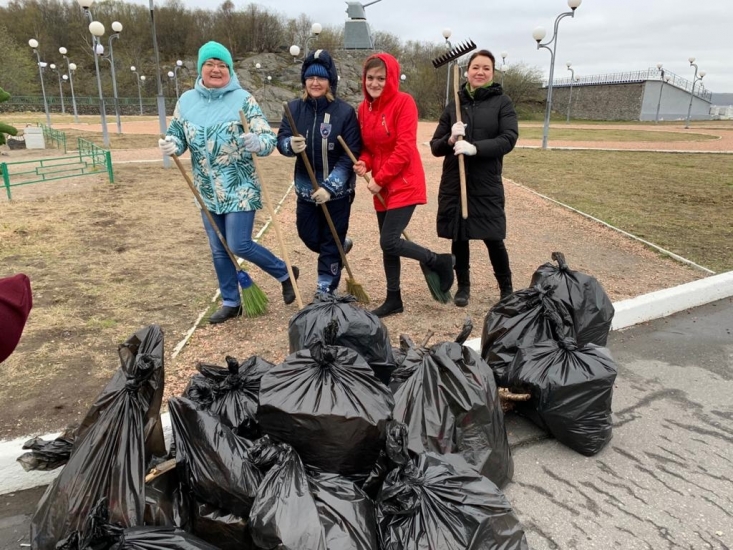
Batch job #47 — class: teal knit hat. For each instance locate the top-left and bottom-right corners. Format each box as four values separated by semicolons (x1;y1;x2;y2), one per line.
197;41;233;74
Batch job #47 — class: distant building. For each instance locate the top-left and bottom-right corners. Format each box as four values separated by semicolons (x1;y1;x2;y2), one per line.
546;68;713;121
710;93;733;120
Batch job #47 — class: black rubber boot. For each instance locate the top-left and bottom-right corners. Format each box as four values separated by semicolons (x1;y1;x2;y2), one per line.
428;253;456;293
370;290;404;318
281;266;300;305
454;269;470;307
495;271;513;299
209;305;243;324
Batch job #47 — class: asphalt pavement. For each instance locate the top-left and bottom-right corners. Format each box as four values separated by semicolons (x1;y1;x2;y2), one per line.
1;296;731;550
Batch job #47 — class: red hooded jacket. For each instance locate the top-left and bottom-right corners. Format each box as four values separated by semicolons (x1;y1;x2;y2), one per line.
0;273;32;363
357;53;426;211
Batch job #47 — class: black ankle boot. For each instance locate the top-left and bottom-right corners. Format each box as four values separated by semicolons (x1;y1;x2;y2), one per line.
495;272;513;299
370;290;404;318
428;253;455;293
454;269;470;307
209;305;243;324
281;266;300;305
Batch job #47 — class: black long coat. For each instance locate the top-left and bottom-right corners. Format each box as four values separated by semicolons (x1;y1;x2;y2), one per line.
430;84;518;241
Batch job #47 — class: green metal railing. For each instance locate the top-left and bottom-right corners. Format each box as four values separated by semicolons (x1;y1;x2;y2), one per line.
1;137;113;199
40;124;67;153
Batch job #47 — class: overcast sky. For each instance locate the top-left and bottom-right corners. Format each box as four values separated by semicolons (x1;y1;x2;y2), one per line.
170;0;731;94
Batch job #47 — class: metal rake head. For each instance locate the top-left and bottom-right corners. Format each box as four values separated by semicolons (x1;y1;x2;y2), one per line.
431;39;477;69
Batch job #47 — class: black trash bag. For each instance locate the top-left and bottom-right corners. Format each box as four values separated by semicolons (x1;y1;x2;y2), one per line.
377;452;529;550
248;436;327;550
309;471;379;550
481;285;574;386
361;421;412;500
389;320;514;489
530;251;615;347
183;354;273;439
58;498;220;550
31;325;167;550
144;468;188;529
16;426;76;471
288;294;395;384
509;337;618;456
168;396;261;518
258;324;394;478
190;500;252;550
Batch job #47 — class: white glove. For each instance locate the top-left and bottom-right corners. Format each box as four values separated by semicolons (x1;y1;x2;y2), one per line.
454;140;477;156
450;122;467;140
241;133;262;153
158;136;177;156
311;187;331;204
290;136;306;154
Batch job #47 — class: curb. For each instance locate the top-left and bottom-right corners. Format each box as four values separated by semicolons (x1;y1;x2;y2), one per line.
2;271;732;496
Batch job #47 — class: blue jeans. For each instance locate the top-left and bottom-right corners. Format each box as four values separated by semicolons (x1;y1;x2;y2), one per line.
201;210;288;307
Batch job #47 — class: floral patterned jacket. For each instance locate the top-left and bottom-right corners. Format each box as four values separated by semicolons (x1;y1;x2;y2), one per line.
165;73;276;214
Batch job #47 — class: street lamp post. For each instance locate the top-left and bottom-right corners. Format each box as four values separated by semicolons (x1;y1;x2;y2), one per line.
107;21;123;134
288;45;301;63
77;0;110;147
500;51;508;87
131;66;144;115
28;39;52;126
685;57;706;129
59;47;79;122
148;0;170;168
442;28;452;107
49;63;66;114
167;71;175;97
173;60;183;99
304;23;322;59
654;63;666;124
532;0;582;150
565;62;575;123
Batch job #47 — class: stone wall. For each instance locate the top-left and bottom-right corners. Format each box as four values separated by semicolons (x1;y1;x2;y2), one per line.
550;83;645;121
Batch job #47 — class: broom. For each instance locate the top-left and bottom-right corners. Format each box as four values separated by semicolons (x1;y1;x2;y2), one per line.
336;135;451;304
171;153;268;318
282;101;370;304
239;110;303;309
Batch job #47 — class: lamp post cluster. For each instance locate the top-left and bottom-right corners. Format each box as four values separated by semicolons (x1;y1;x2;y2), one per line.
684;57;706;129
290;22;322;62
59;47;79;122
654;63;671;123
255;62;273;102
532;0;582;150
48;63;66;114
131;66;146;116
173;59;183;99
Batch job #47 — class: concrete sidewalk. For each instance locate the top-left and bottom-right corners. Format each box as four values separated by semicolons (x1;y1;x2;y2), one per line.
2;273;732;549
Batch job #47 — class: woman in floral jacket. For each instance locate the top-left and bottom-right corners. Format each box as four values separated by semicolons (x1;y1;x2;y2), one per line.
159;41;297;324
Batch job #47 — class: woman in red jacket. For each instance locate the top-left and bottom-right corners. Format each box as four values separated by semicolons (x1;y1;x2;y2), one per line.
354;52;454;318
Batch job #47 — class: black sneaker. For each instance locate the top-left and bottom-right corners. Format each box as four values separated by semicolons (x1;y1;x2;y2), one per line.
209;305;243;324
343;237;353;255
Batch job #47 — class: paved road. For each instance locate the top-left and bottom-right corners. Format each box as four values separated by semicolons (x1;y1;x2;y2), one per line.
2;297;731;549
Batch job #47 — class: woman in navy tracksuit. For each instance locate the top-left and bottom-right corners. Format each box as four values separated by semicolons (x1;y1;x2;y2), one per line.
277;49;361;297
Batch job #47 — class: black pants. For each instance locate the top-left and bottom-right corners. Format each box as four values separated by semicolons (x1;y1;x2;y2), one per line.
452;239;510;276
296;195;351;292
376;206;435;292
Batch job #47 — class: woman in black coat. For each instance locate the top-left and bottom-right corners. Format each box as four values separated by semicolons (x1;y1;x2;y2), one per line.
430;49;518;307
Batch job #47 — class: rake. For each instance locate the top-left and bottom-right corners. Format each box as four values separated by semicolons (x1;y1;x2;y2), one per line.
432;39;476;220
238;110;303;309
282;101;370;304
171;153;268;318
336;135;451;304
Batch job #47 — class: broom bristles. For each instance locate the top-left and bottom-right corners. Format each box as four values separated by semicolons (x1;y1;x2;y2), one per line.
420;263;452;304
241;281;268;318
346;278;370;305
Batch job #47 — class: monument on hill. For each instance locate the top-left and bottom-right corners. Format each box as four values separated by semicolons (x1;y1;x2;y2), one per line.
343;0;382;49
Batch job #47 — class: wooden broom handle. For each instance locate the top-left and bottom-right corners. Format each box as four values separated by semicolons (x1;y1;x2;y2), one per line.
336;135;412;241
239;111;302;309
281;101;355;279
171;153;241;269
453;63;468;219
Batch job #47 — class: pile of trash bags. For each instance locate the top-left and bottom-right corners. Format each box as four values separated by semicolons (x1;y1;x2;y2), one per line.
23;302;527;549
481;252;618;456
